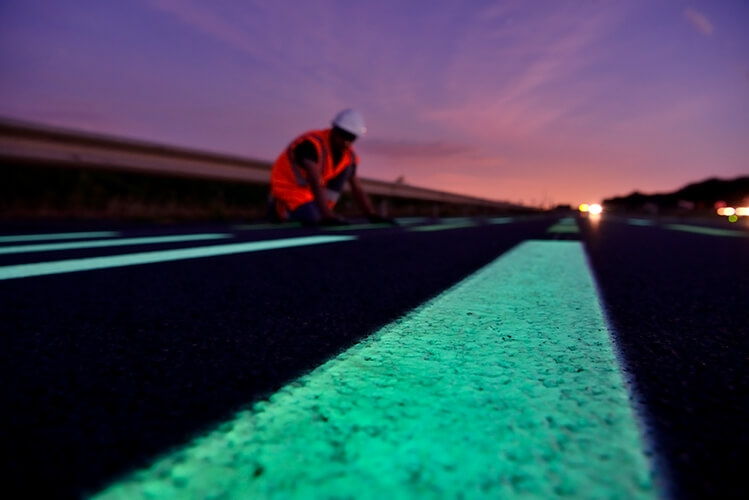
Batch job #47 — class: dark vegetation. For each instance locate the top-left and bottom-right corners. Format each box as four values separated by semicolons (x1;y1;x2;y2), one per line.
603;176;749;214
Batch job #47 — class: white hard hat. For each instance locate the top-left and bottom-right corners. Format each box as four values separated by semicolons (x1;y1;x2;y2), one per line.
332;109;367;136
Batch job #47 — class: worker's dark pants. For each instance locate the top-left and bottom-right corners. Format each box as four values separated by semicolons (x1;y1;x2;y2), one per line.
267;165;353;224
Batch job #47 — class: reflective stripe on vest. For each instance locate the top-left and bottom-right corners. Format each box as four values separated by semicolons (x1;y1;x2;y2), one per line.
270;129;356;211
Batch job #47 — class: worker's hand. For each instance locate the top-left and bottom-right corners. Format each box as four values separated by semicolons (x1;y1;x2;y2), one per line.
320;214;350;226
367;213;399;225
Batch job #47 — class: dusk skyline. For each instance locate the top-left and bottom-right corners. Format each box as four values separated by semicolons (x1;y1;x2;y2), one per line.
1;0;747;206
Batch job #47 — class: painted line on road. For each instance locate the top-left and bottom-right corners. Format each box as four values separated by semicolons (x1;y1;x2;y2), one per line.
234;219;426;232
627;219;654;226
664;223;747;237
94;240;655;499
441;217;476;224
326;223;392;231
547;218;579;233
410;217;513;232
234;219;453;231
326;219;432;230
232;223;302;230
0;235;355;281
0;234;231;255
0;231;120;244
395;217;430;224
489;217;514;224
408;222;477;232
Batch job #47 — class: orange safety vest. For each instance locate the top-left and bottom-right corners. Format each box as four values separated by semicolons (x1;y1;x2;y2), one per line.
270;129;358;212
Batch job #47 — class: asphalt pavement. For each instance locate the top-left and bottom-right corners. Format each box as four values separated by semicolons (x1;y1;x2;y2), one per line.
1;214;747;499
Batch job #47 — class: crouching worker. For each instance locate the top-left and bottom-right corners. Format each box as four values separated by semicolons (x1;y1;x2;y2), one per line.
268;109;396;226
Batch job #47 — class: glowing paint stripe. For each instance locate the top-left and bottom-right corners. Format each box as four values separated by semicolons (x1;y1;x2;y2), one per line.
664;224;746;237
94;240;656;499
0;236;355;281
489;217;514;224
232;223;302;230
627;219;654;226
408;222;477;232
235;222;407;232
395;217;430;224
441;217;474;223
0;234;231;255
547;219;579;233
0;231;119;243
234;220;419;231
326;223;391;231
410;217;512;231
547;225;579;233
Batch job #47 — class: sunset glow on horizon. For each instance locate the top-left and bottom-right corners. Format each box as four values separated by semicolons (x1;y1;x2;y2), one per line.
1;0;747;206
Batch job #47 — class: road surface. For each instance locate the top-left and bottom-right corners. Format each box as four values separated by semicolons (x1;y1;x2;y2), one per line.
1;215;747;499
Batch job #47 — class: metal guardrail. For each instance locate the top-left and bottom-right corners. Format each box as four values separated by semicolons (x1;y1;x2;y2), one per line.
0;117;518;209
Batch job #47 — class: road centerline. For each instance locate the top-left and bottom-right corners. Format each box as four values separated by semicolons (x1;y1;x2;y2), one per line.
94;240;656;499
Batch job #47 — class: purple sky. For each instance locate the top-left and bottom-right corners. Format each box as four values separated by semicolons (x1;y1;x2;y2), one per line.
1;0;747;206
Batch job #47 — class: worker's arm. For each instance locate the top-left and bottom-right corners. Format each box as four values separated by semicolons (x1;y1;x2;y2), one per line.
348;174;398;224
297;159;343;222
348;174;375;216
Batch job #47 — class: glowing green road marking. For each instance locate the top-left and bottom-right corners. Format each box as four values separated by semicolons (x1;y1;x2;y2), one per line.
627;219;654;226
94;240;656;499
234;222;406;232
664;223;747;237
547;218;579;233
0;231;119;243
0;234;231;255
0;236;355;281
489;217;514;224
326;223;391;231
547;225;579;233
395;217;430;224
442;217;474;223
408;222;477;232
232;223;302;230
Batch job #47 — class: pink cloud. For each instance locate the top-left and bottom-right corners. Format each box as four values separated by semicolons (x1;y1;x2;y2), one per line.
360;139;473;160
683;7;713;36
423;6;621;141
146;0;269;59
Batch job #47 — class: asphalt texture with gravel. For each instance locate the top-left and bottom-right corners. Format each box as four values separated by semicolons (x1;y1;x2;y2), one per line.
1;215;747;499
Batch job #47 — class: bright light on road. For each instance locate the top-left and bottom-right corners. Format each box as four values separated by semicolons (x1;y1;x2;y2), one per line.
588;204;603;215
